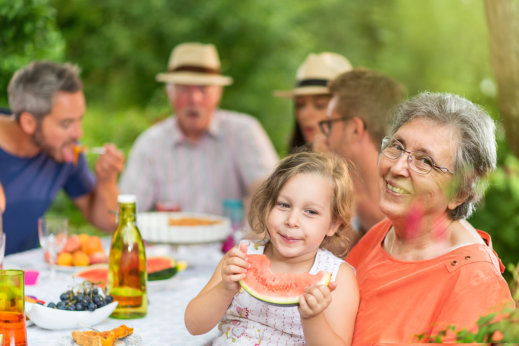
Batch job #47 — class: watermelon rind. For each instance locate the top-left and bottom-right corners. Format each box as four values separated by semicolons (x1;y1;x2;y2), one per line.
147;256;176;273
147;267;178;281
238;255;332;305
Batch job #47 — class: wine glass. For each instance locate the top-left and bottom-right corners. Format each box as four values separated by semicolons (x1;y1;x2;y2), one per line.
38;216;68;280
0;211;5;269
0;233;5;270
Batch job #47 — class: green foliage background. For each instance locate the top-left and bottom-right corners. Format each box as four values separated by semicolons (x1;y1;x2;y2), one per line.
1;0;518;267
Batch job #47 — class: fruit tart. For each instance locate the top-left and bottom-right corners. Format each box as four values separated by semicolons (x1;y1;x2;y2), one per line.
71;324;133;346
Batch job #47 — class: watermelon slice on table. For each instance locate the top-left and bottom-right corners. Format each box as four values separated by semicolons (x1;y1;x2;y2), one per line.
73;264;109;288
73;256;187;286
147;256;184;281
239;254;331;306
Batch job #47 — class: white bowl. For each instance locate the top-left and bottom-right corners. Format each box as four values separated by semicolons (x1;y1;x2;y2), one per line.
25;301;118;330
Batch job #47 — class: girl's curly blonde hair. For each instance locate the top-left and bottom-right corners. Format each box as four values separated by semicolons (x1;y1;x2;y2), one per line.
248;151;354;258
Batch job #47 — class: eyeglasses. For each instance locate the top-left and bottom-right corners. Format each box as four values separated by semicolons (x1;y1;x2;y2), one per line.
318;117;349;137
381;137;455;175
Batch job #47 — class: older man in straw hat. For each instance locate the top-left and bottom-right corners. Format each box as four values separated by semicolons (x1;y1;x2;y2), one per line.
315;68;405;238
120;42;278;214
274;52;352;153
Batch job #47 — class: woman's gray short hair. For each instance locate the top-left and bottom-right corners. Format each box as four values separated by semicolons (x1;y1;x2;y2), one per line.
389;92;496;220
8;61;83;122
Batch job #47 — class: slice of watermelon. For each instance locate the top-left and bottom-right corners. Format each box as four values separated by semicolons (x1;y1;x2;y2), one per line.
73;264;109;288
147;256;177;281
73;257;186;285
147;256;175;273
239;254;331;305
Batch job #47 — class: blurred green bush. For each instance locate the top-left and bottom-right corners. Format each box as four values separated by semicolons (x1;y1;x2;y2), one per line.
0;0;65;98
468;148;519;278
2;0;496;155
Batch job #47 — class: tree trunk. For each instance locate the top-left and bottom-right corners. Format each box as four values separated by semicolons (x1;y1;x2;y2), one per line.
484;0;519;157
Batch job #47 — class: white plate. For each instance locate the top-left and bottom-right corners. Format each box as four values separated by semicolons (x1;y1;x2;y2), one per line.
25;301;118;330
137;212;231;244
54;264;96;273
57;334;142;346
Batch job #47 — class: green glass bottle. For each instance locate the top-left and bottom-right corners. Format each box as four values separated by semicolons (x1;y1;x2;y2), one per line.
108;194;147;319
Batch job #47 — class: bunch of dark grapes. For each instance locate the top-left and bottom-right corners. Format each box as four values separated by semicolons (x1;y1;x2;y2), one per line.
46;281;114;312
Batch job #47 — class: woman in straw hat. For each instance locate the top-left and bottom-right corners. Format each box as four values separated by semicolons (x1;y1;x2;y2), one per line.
274;52;352;153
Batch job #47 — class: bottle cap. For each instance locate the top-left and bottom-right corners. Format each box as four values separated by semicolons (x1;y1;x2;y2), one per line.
118;194;137;204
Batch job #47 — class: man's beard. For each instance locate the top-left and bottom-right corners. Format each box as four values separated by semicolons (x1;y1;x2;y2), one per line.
31;125;63;162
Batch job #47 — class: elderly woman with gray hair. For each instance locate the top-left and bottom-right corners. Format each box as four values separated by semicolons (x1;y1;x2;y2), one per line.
346;92;514;344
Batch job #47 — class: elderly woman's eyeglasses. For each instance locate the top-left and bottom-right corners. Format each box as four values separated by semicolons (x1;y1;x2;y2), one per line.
381;137;455;175
318;117;349;137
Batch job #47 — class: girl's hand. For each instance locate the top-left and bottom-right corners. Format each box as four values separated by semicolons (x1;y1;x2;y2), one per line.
220;242;250;294
298;281;337;320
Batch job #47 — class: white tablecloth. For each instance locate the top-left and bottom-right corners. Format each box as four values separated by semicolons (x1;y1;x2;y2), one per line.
3;242;224;345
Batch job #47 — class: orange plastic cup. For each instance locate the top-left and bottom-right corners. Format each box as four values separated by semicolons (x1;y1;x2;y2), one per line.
0;270;27;346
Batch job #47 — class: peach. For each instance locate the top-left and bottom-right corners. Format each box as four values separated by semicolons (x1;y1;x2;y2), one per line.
79;234;90;247
82;235;103;254
72;251;90;266
89;250;107;264
56;252;73;266
62;234;81;253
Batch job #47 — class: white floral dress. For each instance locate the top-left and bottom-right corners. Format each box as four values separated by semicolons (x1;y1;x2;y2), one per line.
212;242;345;345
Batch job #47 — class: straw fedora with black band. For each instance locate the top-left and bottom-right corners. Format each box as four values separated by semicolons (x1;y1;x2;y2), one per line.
156;42;233;86
274;52;352;98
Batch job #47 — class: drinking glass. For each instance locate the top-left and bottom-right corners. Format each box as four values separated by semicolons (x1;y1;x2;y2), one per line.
221;199;244;252
38;216;68;280
0;270;27;346
0;233;5;270
0;211;4;269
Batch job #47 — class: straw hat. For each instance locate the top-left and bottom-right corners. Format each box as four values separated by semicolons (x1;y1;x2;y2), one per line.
156;42;233;86
274;52;352;98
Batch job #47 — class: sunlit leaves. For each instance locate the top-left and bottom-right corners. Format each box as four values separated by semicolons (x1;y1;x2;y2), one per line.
0;0;65;106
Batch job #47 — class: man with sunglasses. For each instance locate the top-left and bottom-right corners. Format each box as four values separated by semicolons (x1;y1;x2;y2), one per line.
315;68;405;236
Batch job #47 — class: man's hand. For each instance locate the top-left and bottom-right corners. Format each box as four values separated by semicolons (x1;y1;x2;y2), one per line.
95;144;125;183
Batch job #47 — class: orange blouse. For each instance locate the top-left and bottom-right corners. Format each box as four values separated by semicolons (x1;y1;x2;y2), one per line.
346;219;514;345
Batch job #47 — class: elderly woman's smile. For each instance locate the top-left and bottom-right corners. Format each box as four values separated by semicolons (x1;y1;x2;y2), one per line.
384;180;410;195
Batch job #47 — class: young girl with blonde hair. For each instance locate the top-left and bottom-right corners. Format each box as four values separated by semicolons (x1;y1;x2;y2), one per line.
185;151;359;345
